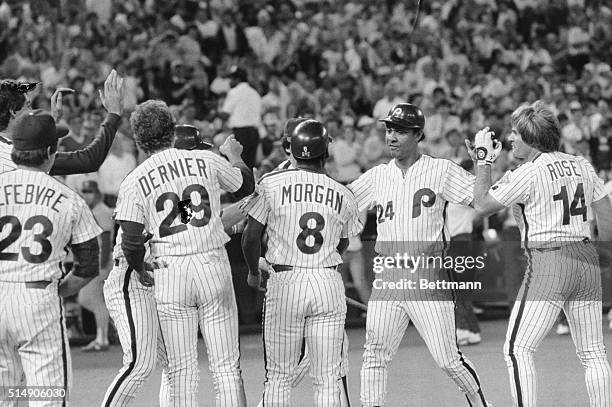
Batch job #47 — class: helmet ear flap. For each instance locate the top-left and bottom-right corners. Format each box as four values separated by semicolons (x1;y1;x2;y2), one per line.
417;130;425;142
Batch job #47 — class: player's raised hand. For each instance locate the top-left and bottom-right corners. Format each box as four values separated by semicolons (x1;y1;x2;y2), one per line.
50;87;74;122
99;69;125;116
219;134;244;164
137;270;154;287
473;127;502;166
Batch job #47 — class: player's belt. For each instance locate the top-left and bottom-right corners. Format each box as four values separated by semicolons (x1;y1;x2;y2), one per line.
532;237;591;253
24;281;51;289
271;265;338;273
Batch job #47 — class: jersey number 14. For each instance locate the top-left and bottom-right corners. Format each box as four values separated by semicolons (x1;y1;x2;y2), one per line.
553;182;587;225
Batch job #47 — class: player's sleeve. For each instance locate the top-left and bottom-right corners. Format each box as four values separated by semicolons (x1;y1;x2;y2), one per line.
580;157;606;201
71;196;103;244
49;113;120;176
343;198;364;238
348;168;376;211
489;164;533;206
246;182;271;225
211;153;243;193
114;178;145;224
442;161;474;205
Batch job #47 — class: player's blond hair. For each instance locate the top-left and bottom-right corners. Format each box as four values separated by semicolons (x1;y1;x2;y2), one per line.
511;100;561;152
130;100;175;155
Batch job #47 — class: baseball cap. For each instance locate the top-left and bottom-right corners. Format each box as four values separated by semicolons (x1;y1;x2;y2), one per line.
81;180;100;193
11;110;68;151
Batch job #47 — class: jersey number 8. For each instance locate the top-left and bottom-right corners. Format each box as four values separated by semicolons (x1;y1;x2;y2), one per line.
296;212;325;254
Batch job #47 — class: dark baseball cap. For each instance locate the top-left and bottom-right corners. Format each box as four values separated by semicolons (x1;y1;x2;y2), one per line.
11;109;69;151
81;180;100;193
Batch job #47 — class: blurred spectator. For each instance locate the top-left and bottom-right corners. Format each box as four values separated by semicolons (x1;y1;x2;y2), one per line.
96;127;137;207
76;180;114;352
372;80;404;120
423;98;461;151
220;65;262;168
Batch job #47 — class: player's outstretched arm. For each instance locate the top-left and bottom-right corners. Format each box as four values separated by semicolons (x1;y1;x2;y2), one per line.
50;69;125;176
241;216;265;288
59;237;100;297
221;199;249;234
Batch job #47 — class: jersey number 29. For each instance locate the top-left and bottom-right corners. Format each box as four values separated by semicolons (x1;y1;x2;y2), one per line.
156;184;210;237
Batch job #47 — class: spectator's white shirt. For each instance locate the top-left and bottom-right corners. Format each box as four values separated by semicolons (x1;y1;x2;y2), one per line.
97;152;137;196
521;48;552;71
372;96;404;120
567;26;590;55
222;82;263;128
86;0;111;22
584;62;612;77
447;203;475;237
561;121;589;154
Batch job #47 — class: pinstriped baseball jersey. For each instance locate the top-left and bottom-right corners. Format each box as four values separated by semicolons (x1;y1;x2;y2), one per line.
349;155;474;255
0;136;15;174
0;168;102;281
274;159;292;171
114;148;243;256
248;169;362;267
490;152;604;243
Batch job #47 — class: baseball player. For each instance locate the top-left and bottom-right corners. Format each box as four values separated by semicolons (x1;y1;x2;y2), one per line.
114;100;254;407
242;119;362;407
350;103;490;407
0;110;101;406
0;70;124;175
470;101;612;406
101;125;211;407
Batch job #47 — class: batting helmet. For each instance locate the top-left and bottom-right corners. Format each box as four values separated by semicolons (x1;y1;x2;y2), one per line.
290;120;329;160
281;117;308;154
174;124;213;150
379;103;425;130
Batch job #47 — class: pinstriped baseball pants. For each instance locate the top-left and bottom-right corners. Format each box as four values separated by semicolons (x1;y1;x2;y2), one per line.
154;250;246;407
262;268;347;407
0;281;70;407
504;243;612;407
101;261;169;407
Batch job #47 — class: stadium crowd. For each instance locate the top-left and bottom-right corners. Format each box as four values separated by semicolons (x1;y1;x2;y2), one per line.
2;0;612;345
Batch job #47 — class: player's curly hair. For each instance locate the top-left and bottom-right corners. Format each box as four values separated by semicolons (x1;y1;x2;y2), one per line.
130;100;176;155
0;80;37;131
511;100;561;153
